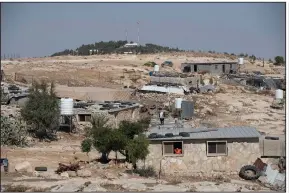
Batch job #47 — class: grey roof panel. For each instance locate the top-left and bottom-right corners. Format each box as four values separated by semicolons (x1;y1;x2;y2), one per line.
147;126;261;140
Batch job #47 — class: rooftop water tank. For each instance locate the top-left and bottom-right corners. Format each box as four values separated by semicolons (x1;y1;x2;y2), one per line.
154;64;159;72
175;98;183;109
60;98;74;115
275;89;283;100
238;58;244;65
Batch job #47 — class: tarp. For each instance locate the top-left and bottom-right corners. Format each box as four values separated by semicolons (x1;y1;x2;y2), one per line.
140;85;185;95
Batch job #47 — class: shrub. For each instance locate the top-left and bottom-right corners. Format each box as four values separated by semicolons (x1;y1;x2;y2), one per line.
1;116;28;146
133;166;157;178
143;61;157;67
209;77;214;85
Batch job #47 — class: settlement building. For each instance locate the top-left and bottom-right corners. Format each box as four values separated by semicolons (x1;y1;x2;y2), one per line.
138;125;263;176
73;101;141;128
181;62;238;75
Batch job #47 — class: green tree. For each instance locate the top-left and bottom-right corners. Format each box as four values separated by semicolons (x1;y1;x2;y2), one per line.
81;115;150;168
126;134;149;169
20;81;60;140
268;58;273;63
274;56;285;65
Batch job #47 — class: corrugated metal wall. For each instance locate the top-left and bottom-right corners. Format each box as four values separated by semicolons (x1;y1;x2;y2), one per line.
181;100;194;119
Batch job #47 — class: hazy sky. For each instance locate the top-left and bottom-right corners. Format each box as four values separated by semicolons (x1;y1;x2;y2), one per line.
1;3;286;59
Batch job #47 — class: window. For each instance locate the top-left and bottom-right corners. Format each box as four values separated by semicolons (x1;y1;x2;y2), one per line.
207;141;227;156
215;65;218;70
78;114;91;122
163;141;183;156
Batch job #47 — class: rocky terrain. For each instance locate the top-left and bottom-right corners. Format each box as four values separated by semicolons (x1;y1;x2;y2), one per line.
1;53;285;192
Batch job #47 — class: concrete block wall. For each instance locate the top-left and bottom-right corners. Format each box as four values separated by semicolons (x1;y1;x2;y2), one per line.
137;139;261;177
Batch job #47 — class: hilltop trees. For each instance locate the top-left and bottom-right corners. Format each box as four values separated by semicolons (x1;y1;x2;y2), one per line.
81;114;150;169
21;81;60;140
274;56;285;66
51;41;182;56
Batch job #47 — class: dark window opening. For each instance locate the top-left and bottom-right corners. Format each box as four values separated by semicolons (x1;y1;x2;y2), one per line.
163;141;183;155
222;65;225;73
183;66;191;73
78;114;91;122
194;65;198;72
215;65;218;70
207;141;227;156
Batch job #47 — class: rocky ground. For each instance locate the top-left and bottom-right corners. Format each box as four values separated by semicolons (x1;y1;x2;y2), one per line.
1;159;272;192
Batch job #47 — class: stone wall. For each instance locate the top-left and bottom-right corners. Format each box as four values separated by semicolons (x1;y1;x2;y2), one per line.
137;138;261;177
91;107;141;128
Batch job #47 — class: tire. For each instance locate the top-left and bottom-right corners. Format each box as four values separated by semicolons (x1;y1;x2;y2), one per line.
165;133;174;137
179;132;190;137
239;165;261;180
35;167;47;171
148;133;158;139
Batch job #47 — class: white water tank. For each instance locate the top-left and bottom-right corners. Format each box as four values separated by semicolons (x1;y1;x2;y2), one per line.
175;98;183;109
275;89;283;100
154;64;159;72
60;98;74;115
238;58;244;65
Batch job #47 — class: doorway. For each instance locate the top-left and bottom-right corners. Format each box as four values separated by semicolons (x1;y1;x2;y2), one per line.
222;65;225;73
194;65;198;72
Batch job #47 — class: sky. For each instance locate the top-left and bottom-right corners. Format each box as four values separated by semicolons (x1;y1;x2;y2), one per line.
1;2;286;59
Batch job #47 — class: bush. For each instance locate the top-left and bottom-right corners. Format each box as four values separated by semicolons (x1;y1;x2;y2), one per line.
143;61;157;67
133;166;157;178
1;116;28;146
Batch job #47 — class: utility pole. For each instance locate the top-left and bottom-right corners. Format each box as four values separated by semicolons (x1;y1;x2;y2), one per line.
263;58;265;67
137;21;140;45
125;29;128;42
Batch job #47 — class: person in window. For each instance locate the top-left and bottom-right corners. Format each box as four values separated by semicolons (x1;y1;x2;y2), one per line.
174;148;182;154
159;109;165;125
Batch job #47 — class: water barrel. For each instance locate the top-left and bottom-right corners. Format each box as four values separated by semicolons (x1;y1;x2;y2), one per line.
149;71;153;76
275;89;283;100
154;64;159;72
238;58;244;65
60;98;74;115
175;98;183;109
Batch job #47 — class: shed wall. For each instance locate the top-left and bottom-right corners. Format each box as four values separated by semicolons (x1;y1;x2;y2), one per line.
137;138;261;177
181;63;238;75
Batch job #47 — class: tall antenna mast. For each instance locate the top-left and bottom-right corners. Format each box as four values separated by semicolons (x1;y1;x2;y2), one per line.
125;29;128;42
137;21;140;44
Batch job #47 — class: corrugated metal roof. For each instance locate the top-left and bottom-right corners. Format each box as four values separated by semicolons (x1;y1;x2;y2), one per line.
147;126;261;140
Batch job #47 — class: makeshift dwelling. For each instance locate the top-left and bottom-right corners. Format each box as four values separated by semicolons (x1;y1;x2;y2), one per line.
181;62;238;75
138;126;263;176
